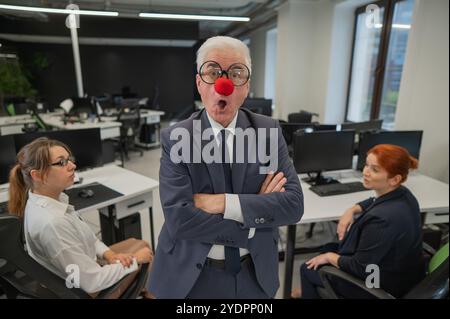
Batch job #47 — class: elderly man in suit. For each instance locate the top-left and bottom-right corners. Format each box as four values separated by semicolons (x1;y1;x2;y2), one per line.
148;36;303;299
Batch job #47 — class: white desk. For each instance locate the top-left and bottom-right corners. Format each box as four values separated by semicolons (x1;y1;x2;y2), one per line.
101;109;165;148
0;115;36;136
101;109;164;124
282;170;449;298
40;113;122;140
300;170;449;223
0;165;159;249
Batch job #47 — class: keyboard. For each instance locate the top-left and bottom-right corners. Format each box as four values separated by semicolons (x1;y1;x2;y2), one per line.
310;182;367;197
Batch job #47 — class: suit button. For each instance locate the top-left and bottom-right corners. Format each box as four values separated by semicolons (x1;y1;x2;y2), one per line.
196;263;203;270
260;218;265;223
255;219;260;224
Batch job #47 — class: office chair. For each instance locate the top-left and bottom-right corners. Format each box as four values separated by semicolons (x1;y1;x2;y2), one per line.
316;242;449;299
117;103;144;160
0;214;149;299
288;110;319;123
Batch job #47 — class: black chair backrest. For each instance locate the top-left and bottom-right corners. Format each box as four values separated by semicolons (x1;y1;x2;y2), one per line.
403;257;449;299
288;111;313;123
117;104;142;135
0;215;89;298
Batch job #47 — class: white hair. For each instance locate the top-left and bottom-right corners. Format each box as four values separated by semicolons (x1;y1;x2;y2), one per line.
196;36;252;74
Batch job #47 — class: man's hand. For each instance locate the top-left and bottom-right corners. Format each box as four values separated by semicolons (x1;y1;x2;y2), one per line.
193;172;287;214
259;172;287;194
193;194;225;214
103;250;134;267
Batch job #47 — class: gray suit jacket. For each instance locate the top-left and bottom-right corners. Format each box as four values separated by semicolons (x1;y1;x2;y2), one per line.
148;108;304;298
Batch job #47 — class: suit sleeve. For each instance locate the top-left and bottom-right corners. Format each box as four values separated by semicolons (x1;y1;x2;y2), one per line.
159;128;250;249
357;197;375;212
338;216;394;279
238;123;304;228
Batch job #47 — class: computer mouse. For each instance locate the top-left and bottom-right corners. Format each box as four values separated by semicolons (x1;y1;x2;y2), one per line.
78;188;94;198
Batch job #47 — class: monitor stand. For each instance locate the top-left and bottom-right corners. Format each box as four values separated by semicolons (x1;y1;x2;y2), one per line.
302;171;340;186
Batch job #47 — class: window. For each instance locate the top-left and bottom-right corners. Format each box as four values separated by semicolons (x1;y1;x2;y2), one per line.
264;28;277;102
346;0;415;130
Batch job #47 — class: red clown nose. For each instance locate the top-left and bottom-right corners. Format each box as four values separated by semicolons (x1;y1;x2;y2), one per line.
214;77;234;96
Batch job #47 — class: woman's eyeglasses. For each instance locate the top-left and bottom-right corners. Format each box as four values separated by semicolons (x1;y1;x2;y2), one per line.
50;156;76;167
199;60;250;86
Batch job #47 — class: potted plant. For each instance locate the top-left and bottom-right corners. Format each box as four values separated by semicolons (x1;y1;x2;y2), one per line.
0;55;37;114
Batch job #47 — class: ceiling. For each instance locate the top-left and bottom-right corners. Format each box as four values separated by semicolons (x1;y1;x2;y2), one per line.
0;0;287;38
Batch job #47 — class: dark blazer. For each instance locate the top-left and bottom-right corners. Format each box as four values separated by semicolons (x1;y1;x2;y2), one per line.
148;108;304;298
337;186;425;298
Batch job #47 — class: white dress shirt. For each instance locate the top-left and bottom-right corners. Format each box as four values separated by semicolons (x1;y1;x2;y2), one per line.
205;111;255;260
24;191;137;293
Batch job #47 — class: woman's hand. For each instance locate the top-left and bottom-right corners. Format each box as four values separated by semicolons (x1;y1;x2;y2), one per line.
104;251;134;268
134;247;153;264
337;205;362;241
306;252;340;270
337;208;354;241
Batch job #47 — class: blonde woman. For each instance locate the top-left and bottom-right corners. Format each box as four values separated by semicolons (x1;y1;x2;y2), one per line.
8;137;152;296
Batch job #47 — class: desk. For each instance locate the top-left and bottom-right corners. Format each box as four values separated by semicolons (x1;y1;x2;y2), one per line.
282;170;449;298
40;113;122;140
102;109;165;148
0;115;35;136
0;165;159;249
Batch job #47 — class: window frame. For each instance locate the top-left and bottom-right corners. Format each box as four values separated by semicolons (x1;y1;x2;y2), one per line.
345;0;408;122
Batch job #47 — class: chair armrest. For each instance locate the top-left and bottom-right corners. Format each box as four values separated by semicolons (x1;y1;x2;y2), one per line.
422;242;436;256
318;265;395;299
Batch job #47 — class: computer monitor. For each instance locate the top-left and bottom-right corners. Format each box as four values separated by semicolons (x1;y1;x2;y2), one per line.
0;135;17;184
341;119;383;133
356;130;423;171
315;124;338;131
14;128;103;171
293;130;355;185
242;98;272;117
279;122;315;146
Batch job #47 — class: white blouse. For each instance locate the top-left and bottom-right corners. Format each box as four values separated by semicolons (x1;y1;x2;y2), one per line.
24;191;137;293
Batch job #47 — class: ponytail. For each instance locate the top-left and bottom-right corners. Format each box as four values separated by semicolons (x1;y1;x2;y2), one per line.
8;164;28;219
409;156;419;170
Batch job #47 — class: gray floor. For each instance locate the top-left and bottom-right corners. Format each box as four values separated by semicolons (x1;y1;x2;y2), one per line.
83;142;339;299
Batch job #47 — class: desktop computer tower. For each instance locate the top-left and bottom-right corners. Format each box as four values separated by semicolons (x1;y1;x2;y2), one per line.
101;140;116;164
100;211;142;245
139;123;159;144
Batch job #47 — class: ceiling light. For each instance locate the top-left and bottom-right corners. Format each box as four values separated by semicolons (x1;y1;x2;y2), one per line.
139;13;250;22
0;4;118;16
374;23;411;29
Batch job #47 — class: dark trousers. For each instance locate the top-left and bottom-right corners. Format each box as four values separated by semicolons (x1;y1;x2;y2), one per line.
300;263;324;299
187;257;270;299
300;242;339;299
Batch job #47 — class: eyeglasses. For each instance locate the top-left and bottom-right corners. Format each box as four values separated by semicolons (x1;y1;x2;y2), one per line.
199;60;250;86
50;156;76;167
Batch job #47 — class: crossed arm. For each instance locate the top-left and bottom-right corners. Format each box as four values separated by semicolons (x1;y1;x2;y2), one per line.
193;171;287;214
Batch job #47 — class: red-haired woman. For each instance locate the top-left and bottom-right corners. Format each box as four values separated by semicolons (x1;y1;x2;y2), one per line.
295;144;425;298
